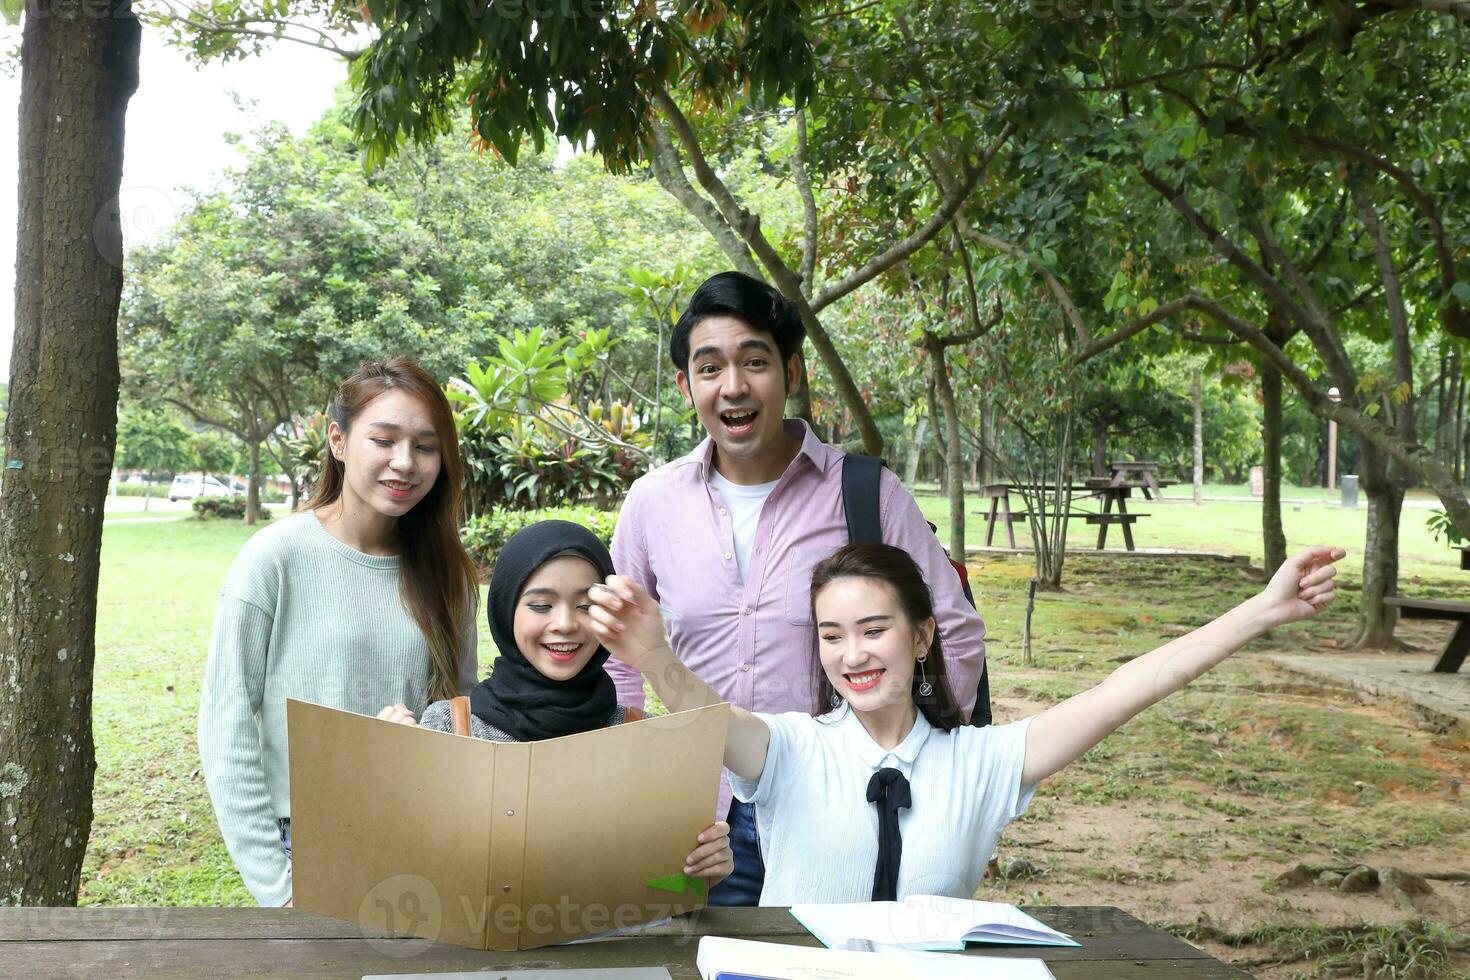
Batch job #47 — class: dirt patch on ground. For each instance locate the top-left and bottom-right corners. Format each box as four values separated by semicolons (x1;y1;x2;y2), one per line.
976;661;1470;976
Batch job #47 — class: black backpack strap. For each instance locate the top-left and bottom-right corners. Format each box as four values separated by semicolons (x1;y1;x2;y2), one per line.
841;454;886;545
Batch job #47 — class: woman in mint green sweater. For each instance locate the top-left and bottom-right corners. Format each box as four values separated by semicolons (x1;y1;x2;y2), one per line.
198;358;480;907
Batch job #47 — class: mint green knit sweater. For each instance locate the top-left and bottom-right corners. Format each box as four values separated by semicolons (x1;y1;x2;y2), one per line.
197;511;476;906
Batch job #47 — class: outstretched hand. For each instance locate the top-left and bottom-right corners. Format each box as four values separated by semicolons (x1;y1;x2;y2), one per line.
1256;547;1345;627
587;575;670;670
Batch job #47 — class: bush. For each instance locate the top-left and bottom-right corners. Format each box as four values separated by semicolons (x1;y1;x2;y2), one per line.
112;482;167;498
193;496;273;521
461;505;617;578
461;421;646;513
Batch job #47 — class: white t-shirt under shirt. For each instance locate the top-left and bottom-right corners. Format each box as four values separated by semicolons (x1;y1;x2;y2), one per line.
729;706;1036;906
709;470;780;580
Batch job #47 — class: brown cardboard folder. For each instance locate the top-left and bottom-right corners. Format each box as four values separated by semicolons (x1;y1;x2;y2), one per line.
286;698;731;950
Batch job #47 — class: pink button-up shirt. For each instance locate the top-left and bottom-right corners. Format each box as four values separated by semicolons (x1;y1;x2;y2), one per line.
608;421;987;814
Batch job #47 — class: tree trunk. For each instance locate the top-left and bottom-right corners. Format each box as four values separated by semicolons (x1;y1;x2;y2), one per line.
1350;443;1403;649
246;439;262;525
1434;343;1451;465
1091;414;1108;478
904;415;928;485
926;338;966;561
1260;364;1288;576
1453;351;1466;481
1192;368;1204;505
142;479;151;512
0;0;140;906
927;374;947;493
980;401;996;487
786;356;813;427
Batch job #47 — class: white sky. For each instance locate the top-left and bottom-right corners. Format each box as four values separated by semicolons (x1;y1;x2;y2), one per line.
0;23;351;379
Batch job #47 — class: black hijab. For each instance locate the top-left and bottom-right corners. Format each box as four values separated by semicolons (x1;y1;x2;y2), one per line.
469;520;619;740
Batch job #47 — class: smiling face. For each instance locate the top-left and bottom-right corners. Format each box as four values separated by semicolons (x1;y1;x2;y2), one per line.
675;315;803;485
328;388;443;521
513;555;602;682
814;575;936;716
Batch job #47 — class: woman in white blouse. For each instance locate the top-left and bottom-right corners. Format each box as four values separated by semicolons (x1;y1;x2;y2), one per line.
589;541;1342;906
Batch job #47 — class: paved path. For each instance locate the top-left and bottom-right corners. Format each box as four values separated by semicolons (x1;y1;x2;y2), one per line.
1266;652;1470;733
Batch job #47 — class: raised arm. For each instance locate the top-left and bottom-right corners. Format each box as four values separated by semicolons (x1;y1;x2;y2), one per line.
1021;547;1343;787
588;575;771;781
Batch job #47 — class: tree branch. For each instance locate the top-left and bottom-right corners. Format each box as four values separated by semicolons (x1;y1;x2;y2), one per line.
141;3;367;61
1138;166;1358;389
161;396;245;441
653;88;883;453
811;122;1014;312
1070;296;1212;363
1305;133;1469;338
793;109;819;289
644;126;761;278
1353;179;1417;439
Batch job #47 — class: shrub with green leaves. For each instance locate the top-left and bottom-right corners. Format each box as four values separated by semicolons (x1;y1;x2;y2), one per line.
112;482;167;498
460;505;617;578
192;496;272;522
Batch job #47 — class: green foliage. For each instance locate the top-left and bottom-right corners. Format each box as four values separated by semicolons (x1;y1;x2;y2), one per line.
350;1;816;171
111;482;167;498
114;404;193;478
460;505;617;577
282;412;330;498
187;432;239;480
1425;509;1466;547
448;327;656;513
469;417;647;513
192;496;271;521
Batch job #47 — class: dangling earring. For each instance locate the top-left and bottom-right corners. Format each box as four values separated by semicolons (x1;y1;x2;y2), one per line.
916;654;933;698
829;691;842;709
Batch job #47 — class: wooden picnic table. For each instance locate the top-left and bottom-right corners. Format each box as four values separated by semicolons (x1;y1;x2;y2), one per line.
978;483;1149;552
1383;596;1470;673
0;905;1251;978
1377;547;1470;673
1106;461;1177;500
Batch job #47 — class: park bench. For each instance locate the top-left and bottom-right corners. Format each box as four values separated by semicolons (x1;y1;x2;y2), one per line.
1382;596;1470;673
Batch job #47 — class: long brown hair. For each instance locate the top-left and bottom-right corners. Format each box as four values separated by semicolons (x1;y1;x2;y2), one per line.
307;357;477;702
809;543;963;732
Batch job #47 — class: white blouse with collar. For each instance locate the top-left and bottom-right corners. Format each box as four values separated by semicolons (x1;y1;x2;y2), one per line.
729;705;1036;906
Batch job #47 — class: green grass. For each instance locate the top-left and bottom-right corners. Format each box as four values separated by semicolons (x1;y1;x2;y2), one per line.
918;491;1463;584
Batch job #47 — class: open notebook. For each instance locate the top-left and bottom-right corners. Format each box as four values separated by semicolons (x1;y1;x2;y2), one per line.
791;896;1081;951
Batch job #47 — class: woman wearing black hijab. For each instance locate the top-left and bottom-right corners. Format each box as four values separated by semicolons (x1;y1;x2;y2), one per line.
376;520;733;883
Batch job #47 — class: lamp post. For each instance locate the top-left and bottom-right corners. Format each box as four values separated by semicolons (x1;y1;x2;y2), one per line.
1327;386;1341;490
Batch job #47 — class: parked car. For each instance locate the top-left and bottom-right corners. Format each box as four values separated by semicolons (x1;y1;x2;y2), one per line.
168;475;243;502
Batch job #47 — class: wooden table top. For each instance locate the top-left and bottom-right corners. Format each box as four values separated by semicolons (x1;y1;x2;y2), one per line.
2;905;1250;979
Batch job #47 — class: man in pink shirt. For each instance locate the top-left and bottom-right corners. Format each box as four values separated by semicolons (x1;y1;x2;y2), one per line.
609;271;988;904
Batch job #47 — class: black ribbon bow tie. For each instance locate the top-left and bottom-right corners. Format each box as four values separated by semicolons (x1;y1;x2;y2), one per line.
866;766;912;902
